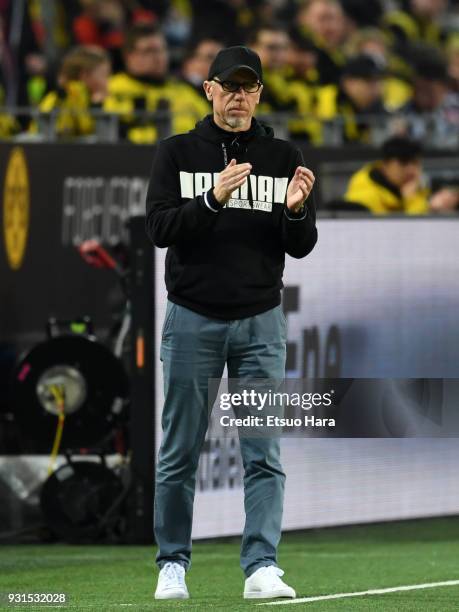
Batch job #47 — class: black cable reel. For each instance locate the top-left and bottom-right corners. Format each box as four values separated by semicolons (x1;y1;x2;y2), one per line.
11;316;131;542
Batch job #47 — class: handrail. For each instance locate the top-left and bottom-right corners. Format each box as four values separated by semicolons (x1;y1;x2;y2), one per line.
1;107;458;148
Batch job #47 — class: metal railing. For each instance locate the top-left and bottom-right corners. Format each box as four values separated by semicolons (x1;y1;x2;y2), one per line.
1;107;459;148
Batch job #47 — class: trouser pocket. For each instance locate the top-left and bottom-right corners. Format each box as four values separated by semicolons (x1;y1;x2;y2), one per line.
161;300;176;342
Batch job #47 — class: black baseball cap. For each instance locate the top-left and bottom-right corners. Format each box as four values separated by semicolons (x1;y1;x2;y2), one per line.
342;54;386;79
411;47;449;83
382;136;423;161
208;45;263;82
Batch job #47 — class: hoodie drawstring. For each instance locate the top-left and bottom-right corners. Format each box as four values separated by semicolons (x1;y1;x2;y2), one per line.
221;142;228;168
221;139;253;209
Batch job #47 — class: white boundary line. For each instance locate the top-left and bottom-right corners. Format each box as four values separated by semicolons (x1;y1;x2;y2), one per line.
257;579;459;606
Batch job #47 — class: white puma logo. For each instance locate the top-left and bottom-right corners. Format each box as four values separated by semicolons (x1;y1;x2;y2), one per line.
179;171;288;212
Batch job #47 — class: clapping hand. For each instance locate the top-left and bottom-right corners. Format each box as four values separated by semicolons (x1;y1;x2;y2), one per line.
286;166;315;213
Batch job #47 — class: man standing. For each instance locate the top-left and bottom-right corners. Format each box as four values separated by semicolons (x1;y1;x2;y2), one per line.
145;46;317;600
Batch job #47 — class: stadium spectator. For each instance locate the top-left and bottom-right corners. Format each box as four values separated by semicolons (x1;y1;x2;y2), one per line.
188;0;271;47
294;0;347;84
2;0;459;148
383;0;450;55
73;0;126;72
72;0;158;72
344;136;459;214
155;0;191;56
249;25;320;141
1;0;52;108
104;24;209;143
287;26;319;83
403;51;451;113
397;48;459;144
248;25;293;109
180;38;223;100
345;28;413;110
315;54;389;144
38;45;111;138
340;0;384;29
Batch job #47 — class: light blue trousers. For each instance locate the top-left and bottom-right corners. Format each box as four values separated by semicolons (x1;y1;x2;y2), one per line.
154;300;287;577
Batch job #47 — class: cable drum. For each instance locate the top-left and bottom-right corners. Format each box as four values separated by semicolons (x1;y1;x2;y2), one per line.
36;365;87;416
12;335;130;452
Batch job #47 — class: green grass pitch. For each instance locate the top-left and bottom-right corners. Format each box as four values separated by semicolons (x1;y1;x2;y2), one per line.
1;516;458;611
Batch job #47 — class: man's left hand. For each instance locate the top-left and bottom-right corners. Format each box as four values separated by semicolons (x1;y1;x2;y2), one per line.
286;166;315;213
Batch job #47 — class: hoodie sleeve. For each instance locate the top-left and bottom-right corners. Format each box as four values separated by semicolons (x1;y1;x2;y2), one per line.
281;148;318;259
145;140;221;248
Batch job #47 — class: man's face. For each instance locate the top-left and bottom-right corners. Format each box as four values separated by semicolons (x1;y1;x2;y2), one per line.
83;61;111;98
203;68;263;130
183;40;223;83
413;78;448;112
298;0;345;49
342;76;383;110
385;159;421;187
252;30;290;70
288;44;317;76
125;34;168;78
411;0;446;19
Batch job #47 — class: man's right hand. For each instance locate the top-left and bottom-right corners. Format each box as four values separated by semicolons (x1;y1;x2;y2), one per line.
213;158;252;205
429;188;459;212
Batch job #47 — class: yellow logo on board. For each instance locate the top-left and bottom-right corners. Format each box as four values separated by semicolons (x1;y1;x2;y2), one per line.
3;147;30;270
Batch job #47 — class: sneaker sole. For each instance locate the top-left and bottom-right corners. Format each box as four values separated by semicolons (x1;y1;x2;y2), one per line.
155;590;189;600
244;589;296;599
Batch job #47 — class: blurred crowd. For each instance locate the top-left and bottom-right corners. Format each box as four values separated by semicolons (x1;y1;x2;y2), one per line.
0;0;459;148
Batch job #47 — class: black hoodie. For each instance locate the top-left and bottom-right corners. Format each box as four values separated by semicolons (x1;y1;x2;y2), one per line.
145;114;317;320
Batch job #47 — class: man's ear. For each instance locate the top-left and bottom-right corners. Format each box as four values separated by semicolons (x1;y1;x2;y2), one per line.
257;84;263;103
203;80;213;101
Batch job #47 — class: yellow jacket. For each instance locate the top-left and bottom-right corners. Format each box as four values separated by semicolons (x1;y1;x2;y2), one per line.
0;113;20;139
38;82;95;137
383;77;412;111
0;85;20;138
104;73;210;144
384;10;444;48
344;162;429;215
315;83;410;144
315;85;372;143
256;67;321;143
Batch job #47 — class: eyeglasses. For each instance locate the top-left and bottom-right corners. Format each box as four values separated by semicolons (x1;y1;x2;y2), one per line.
212;78;262;93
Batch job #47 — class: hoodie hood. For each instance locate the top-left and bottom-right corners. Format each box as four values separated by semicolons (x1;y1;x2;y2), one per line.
193;114;274;170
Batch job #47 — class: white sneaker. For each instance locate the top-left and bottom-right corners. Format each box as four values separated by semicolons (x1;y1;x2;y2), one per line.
244;565;296;599
154;562;189;599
